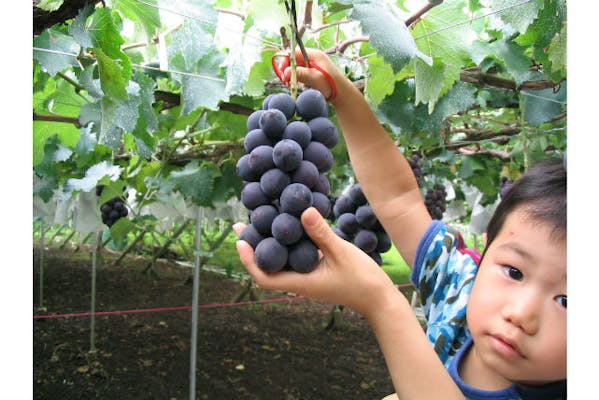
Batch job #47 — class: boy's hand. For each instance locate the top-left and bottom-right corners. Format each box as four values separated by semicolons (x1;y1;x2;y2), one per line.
282;49;347;105
233;207;396;318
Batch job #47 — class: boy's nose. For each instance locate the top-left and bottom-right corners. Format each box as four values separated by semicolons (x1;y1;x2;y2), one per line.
502;291;540;335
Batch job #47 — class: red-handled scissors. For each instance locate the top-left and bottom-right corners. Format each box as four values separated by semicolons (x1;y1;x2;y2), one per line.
271;0;337;101
271;53;337;101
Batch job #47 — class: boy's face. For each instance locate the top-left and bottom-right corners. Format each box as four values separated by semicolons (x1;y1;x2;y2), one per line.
467;206;566;385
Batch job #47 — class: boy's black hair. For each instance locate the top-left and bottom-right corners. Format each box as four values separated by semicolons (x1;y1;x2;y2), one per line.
484;157;567;249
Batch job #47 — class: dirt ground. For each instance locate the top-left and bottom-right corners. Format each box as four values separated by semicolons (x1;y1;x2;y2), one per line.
33;245;417;400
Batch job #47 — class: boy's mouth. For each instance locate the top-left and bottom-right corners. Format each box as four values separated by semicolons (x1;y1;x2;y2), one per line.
488;333;526;359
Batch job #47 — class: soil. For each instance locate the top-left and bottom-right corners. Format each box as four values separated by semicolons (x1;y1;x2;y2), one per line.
33;245;414;400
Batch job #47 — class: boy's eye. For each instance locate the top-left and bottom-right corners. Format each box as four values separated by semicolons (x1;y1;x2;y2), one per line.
555;295;567;309
503;266;523;281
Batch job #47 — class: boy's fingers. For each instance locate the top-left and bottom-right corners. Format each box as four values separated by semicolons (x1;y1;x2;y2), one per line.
232;222;246;237
300;207;342;255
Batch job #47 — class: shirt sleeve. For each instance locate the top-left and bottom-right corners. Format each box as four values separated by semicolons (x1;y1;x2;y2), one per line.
410;220;481;366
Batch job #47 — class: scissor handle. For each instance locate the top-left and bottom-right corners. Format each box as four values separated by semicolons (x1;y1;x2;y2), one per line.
271;55;337;102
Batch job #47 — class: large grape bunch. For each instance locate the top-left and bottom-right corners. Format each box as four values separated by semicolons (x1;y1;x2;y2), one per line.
424;184;446;220
236;89;339;274
330;183;392;266
96;185;129;228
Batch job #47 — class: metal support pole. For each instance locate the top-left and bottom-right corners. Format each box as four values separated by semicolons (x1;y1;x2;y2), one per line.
39;221;45;309
189;207;203;400
90;231;101;353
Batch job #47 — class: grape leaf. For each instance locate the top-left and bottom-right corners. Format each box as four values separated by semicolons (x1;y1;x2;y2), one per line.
109;217;136;242
365;54;396;109
411;0;474;111
33;121;80;167
521;78;566;127
169;161;216;206
244;50;276;96
470;39;531;85
113;0;161;42
35;0;65;12
246;0;287;36
131;71;158;149
66;161;123;193
33;29;81;76
99;82;142;148
547;25;566;77
481;0;544;35
88;8;132;100
68;5;95;49
221;25;265;96
350;2;431;73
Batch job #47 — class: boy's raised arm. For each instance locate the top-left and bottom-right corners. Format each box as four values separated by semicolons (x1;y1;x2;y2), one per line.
288;49;432;268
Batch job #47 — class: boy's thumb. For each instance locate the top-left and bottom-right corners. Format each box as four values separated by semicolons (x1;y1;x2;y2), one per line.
301;207;338;253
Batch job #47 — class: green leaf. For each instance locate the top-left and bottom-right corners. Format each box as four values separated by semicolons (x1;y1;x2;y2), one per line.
244;50;276;96
471;39;531;85
131;71;158;149
521;79;566;127
246;0;287;36
547;25;566;76
33;29;81;76
169;161;216;206
365;54;396;109
68;4;95;48
414;57;445;114
35;0;65;11
88;7;132;100
411;0;474;109
421;81;477;136
95;47;130;101
113;0;161;41
33;121;80;166
350;2;431;73
66;161;123;193
221;24;266;96
481;0;545;35
109;217;137;242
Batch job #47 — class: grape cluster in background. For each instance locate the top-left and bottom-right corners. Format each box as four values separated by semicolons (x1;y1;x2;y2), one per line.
424;184;447;221
331;183;392;266
407;153;447;220
499;176;513;199
96;185;129;228
236;89;339;274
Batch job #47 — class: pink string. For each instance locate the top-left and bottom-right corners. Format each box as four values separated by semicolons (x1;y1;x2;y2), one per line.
33;283;413;320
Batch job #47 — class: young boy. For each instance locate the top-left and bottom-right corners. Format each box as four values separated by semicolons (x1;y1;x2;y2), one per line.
233;48;566;399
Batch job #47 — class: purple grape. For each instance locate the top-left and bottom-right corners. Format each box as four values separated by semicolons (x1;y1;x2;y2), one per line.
236;154;260;182
244;128;272;152
355;205;377;229
248;145;275;176
307;117;339;148
239;224;266;249
313;174;330;195
283;121;311;149
291;160;319;188
287;238;320;273
280;183;313;217
250;204;279;236
296;88;328;121
259;109;287;140
311;191;331;219
241;182;270;210
337;213;359;236
353;229;378;253
260;168;291;199
303;141;333;173
271;212;304;245
267;92;296;120
255;237;288;273
273;139;303;172
247;109;264;131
